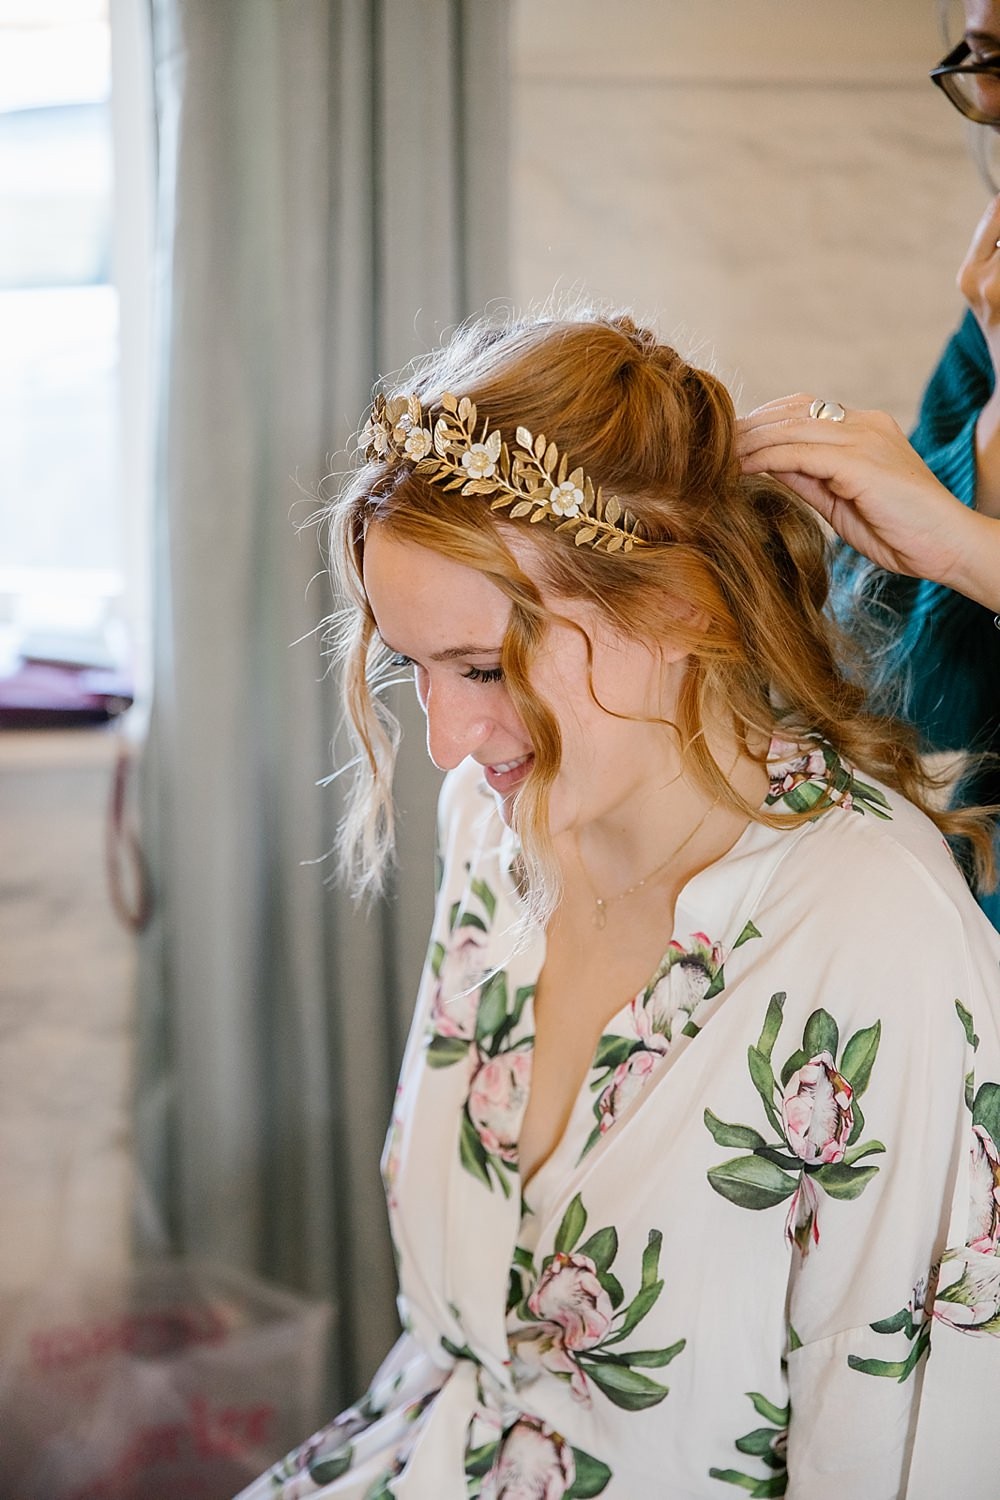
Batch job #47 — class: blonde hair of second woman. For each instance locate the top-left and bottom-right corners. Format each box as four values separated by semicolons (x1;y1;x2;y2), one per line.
324;309;997;925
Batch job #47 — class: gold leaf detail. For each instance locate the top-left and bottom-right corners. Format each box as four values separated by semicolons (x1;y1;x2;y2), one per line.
516;426;533;450
509;501;534;518
574;526;598;547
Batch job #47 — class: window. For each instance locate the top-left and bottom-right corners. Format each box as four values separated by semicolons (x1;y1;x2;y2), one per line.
0;1;126;678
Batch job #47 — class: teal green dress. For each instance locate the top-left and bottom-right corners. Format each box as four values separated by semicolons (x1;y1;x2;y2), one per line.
836;309;1000;930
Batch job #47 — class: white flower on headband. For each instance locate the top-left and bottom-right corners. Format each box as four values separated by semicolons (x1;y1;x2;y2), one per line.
547;479;584;518
361;417;391;456
403;426;433;460
461;433;502;480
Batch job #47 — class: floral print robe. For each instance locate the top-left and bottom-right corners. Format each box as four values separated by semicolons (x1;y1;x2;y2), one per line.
237;739;1000;1499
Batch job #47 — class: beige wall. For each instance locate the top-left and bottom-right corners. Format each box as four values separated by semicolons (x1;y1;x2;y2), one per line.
512;0;986;425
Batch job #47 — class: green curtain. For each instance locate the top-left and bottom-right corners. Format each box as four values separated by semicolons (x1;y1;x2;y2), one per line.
136;0;510;1407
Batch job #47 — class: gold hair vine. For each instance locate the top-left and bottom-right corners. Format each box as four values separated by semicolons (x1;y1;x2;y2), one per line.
361;392;649;553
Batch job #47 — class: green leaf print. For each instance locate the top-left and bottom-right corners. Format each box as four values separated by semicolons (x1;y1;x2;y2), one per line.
709;1469;787;1496
955;998;980;1051
577;1225;619;1274
459;1113;496;1193
604;1280;664;1345
755;992;786;1061
708;1155;798;1211
778;1049;807;1088
429;939;446;978
427;1034;470;1068
811;1161;881;1198
704;1109;768;1151
707;994;883;1251
310;1446;354;1483
641;1228;663;1288
509;1205;683;1413
565;1450;613;1498
847;1340;929;1383
470;877;497;922
746;1392;790;1427
746;1048;784;1136
736;1428;785;1462
583;1359;670;1410
474;971;508;1042
734;919;762;948
450;901;487;933
613;1338;687;1368
972;1081;1000;1145
592;1034;637;1071
839;1021;882;1096
554;1192;587;1255
847;1274;933;1383
802;1008;838;1060
709;1386;788;1495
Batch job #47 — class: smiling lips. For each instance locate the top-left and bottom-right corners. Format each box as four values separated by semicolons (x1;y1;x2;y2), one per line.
483;752;533;795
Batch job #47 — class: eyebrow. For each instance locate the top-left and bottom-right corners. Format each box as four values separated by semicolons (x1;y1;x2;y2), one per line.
383;640;502;661
967;29;1000;47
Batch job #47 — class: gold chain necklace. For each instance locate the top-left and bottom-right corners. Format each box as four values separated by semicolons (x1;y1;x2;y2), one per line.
575;796;721;930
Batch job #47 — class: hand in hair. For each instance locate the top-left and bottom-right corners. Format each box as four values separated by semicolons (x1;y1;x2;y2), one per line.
735;395;1000;612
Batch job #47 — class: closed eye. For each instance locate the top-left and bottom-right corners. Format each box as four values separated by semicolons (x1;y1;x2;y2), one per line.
463;665;504;683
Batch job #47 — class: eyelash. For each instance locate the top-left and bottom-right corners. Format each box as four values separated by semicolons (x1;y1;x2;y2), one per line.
388;654;503;684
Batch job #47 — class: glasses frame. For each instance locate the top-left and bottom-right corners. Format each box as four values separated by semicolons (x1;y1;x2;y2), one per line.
931;39;1000;124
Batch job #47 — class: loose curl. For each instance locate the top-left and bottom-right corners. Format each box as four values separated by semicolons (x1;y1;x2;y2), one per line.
324;307;997;919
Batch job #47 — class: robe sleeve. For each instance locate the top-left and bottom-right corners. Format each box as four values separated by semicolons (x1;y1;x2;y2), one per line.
781;850;1000;1499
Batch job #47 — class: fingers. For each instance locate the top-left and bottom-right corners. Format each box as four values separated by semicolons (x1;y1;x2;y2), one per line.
735;396;858;467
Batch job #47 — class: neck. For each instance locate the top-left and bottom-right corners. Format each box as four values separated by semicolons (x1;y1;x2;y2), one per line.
563;722;768;900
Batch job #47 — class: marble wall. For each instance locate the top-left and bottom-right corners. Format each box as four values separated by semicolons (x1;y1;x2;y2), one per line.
511;0;988;425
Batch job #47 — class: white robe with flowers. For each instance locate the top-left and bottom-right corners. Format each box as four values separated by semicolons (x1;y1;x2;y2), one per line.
238;739;1000;1500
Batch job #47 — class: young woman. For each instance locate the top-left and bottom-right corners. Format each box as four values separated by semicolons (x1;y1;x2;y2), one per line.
238;312;1000;1500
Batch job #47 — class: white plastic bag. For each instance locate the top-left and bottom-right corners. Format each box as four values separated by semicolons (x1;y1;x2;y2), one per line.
0;1259;332;1499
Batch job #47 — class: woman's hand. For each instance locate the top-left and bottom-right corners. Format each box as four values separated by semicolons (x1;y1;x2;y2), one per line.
958;195;1000;519
735;396;1000;611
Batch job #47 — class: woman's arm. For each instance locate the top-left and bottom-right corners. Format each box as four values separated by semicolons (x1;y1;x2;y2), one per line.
735;397;1000;613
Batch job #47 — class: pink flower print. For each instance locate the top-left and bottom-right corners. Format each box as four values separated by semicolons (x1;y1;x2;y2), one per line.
527;1252;614;1351
784;1171;821;1254
431;929;488;1040
468;1050;532;1162
968;1124;1000;1253
767;741;827;799
933;1250;1000;1332
632;933;723;1049
480;1417;576;1500
512;1324;591;1402
597;1049;658;1135
781;1052;854;1165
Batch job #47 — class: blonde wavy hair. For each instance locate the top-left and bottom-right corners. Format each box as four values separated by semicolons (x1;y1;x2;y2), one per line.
324;308;996;918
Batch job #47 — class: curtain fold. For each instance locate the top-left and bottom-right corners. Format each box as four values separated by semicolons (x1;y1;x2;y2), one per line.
136;0;509;1406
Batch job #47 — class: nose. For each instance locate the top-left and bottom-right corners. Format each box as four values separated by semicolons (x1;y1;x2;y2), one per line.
422;676;492;771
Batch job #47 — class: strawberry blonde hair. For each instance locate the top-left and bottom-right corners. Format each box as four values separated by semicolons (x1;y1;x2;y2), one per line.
324;308;996;918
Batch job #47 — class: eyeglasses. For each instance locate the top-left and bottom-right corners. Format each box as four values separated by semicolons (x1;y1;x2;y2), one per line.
931;39;1000;124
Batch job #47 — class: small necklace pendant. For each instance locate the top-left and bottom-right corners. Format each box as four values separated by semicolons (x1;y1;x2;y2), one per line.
594;898;607;931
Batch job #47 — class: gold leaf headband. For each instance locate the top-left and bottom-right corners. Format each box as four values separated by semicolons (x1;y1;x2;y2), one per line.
360;391;650;553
